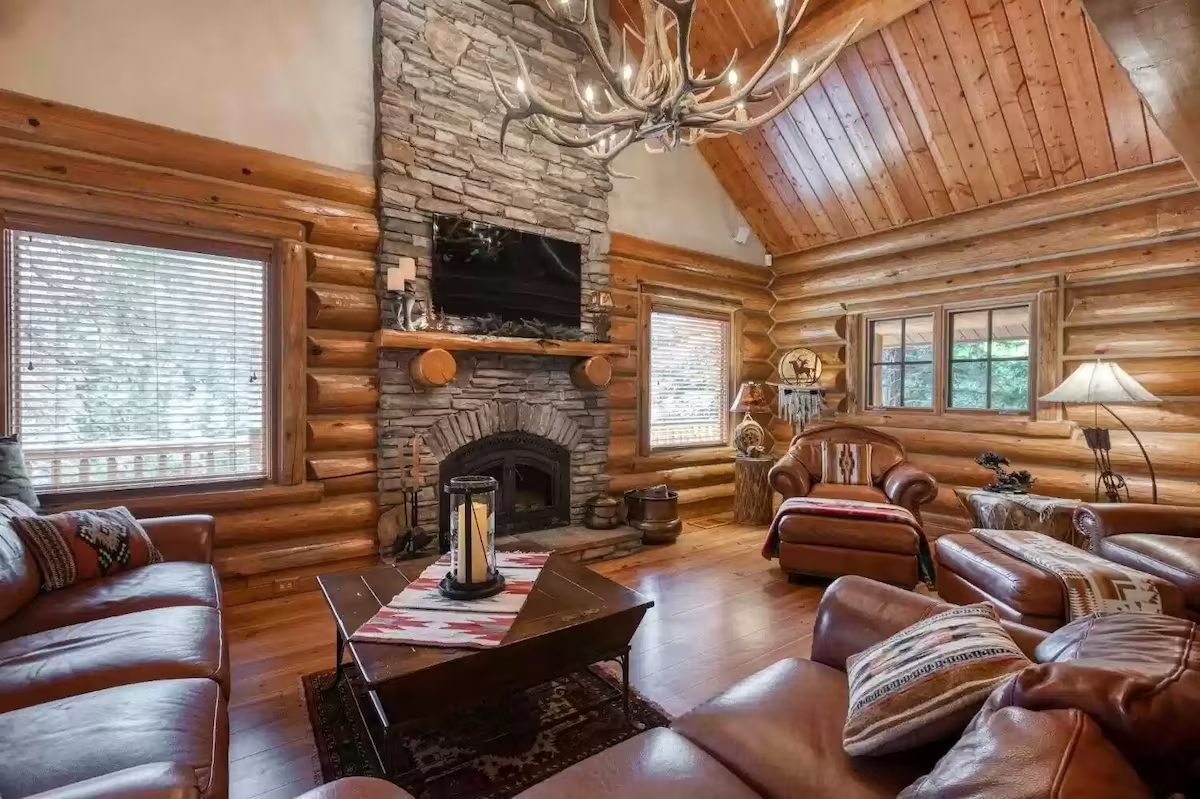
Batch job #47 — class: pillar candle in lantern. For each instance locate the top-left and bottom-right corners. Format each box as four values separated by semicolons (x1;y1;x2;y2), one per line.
456;499;491;584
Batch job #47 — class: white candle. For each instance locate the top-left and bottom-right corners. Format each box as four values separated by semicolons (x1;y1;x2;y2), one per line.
456;499;490;584
387;258;417;291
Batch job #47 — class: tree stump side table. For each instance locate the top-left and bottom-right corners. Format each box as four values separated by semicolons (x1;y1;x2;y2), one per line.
734;456;775;525
954;489;1084;548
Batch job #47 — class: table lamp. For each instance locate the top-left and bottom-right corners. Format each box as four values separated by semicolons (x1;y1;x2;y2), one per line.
730;381;772;458
1039;359;1160;503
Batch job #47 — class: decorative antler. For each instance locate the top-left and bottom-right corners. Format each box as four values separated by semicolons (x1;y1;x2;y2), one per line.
490;0;863;175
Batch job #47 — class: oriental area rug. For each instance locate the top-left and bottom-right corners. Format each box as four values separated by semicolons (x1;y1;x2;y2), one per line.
302;664;671;799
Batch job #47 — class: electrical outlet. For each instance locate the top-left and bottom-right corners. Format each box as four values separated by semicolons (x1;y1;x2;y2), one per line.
275;577;297;593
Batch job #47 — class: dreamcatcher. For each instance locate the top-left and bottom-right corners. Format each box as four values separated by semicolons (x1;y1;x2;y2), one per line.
771;347;825;435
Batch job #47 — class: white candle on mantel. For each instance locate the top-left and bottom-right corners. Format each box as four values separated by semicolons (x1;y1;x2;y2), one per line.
456;500;491;584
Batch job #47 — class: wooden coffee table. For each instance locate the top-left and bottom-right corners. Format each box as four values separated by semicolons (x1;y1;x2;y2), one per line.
316;554;653;773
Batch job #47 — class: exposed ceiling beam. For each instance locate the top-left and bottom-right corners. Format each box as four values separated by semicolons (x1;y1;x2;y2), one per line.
740;0;935;91
1083;0;1200;183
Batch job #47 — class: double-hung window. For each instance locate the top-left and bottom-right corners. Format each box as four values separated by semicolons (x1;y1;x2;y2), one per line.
647;308;731;449
2;222;271;494
867;314;934;409
947;306;1032;412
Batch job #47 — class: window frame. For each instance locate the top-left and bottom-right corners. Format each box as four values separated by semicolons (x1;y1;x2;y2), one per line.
865;313;936;411
946;305;1034;413
0;212;295;502
859;299;1036;419
640;296;736;455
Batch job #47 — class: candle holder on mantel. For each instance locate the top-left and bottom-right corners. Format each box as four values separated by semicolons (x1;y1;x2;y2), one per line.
439;475;506;600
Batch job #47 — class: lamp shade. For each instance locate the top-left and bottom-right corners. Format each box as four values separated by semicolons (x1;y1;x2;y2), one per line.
731;381;772;414
1039;360;1159;405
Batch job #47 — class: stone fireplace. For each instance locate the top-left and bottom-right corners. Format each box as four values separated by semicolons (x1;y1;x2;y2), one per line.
373;0;615;553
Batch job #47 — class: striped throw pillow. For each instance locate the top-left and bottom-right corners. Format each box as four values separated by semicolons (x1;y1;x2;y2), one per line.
820;441;873;486
843;603;1031;756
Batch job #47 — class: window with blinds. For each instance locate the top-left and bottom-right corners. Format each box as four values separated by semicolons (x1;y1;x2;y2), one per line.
648;309;730;449
4;228;270;493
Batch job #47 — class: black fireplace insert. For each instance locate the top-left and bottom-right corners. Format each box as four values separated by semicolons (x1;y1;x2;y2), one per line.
438;431;571;547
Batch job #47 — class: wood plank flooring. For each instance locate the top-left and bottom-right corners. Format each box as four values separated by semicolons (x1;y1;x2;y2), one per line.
224;517;825;799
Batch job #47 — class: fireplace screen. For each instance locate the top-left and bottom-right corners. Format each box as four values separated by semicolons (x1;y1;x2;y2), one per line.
438;431;571;545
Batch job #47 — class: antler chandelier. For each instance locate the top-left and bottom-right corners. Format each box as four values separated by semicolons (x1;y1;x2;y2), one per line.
488;0;862;173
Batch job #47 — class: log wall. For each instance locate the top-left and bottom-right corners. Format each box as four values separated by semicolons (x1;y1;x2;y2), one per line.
0;91;381;604
609;234;774;518
770;160;1200;535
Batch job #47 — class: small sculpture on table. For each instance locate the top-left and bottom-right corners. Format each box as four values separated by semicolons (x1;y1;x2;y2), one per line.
730;381;772;458
586;290;615;343
976;451;1036;494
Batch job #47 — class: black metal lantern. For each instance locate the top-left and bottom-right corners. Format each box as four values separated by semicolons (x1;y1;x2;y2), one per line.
439;475;506;600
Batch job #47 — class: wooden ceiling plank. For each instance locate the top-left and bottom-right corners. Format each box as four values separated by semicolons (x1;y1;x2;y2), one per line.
1146;111;1179;163
1085;19;1152;171
1001;0;1087;185
741;130;824;247
698;138;794;252
856;33;957;217
819;62;919;226
760;121;843;241
1084;0;1199;180
803;79;899;229
772;112;860;239
835;47;935;221
964;0;1056;192
787;98;878;236
903;4;1005;204
881;17;980;211
934;0;1030;199
1040;0;1118;178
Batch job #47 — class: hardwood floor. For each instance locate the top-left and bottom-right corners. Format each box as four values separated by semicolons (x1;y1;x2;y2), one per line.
225;517;825;799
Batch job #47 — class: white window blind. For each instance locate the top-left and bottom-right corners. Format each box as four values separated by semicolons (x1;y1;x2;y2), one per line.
648;310;730;449
5;229;269;492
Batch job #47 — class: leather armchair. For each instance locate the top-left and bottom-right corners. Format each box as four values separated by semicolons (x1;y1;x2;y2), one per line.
768;423;937;518
1074;503;1200;621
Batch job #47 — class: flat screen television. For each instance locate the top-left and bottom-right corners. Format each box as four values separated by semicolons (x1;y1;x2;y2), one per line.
431;215;582;328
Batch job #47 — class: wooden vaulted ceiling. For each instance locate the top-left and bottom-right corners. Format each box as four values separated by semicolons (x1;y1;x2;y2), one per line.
611;0;1180;254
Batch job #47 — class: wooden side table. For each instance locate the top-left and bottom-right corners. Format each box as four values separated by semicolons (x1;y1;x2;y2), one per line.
734;456;775;525
955;489;1084;548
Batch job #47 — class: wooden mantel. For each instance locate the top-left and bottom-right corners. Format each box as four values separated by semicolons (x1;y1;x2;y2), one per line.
375;330;630;358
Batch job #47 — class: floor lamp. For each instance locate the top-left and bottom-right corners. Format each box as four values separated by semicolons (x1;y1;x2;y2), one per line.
1039;360;1160;503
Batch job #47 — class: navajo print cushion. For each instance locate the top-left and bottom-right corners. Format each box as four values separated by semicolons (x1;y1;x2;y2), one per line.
12;507;162;592
819;441;874;486
843;603;1031;756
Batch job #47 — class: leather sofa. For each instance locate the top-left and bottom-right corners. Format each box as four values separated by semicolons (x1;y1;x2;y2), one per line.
1075;502;1200;621
347;575;1195;798
0;506;228;799
766;424;938;586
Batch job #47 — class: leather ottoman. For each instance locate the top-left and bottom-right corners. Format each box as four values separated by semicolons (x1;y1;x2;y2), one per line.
935;533;1186;631
774;512;921;588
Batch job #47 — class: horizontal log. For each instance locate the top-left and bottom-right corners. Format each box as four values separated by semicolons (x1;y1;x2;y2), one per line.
214;494;378;547
607;288;639;319
47;481;323;516
306;452;377;481
571;355;612;389
307;331;377;369
0;89;376;207
680;497;735;520
609;410;637;438
307;250;376;288
609;379;637;411
1064;319;1200;357
741;310;773;337
307;373;379;413
609;316;638;347
215;529;378;579
610;259;773;311
837;413;1075;438
632;446;736;473
307;214;379;251
741;332;773;360
740;359;774;382
771;316;849;346
1065;273;1200;324
322;473;380;496
0;170;307;241
610;232;771;285
675;483;736;506
221;553;380;605
306;286;379;331
1065;402;1200;433
775;161;1195;272
775;192;1200;299
608;434;637;470
771;300;849;324
376;329;629;357
307;418;377;451
1120;356;1200;396
842;277;1056;316
608;462;736;492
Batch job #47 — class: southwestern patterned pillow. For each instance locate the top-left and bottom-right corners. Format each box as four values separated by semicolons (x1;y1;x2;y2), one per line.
843;603;1031;756
12;507;162;591
820;441;873;486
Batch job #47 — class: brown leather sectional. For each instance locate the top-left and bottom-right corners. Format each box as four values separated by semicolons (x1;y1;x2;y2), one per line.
0;511;228;798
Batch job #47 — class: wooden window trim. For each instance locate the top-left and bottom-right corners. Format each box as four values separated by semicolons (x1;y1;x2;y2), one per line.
638;292;737;456
865;312;937;412
0;210;306;505
860;297;1038;420
945;304;1035;414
